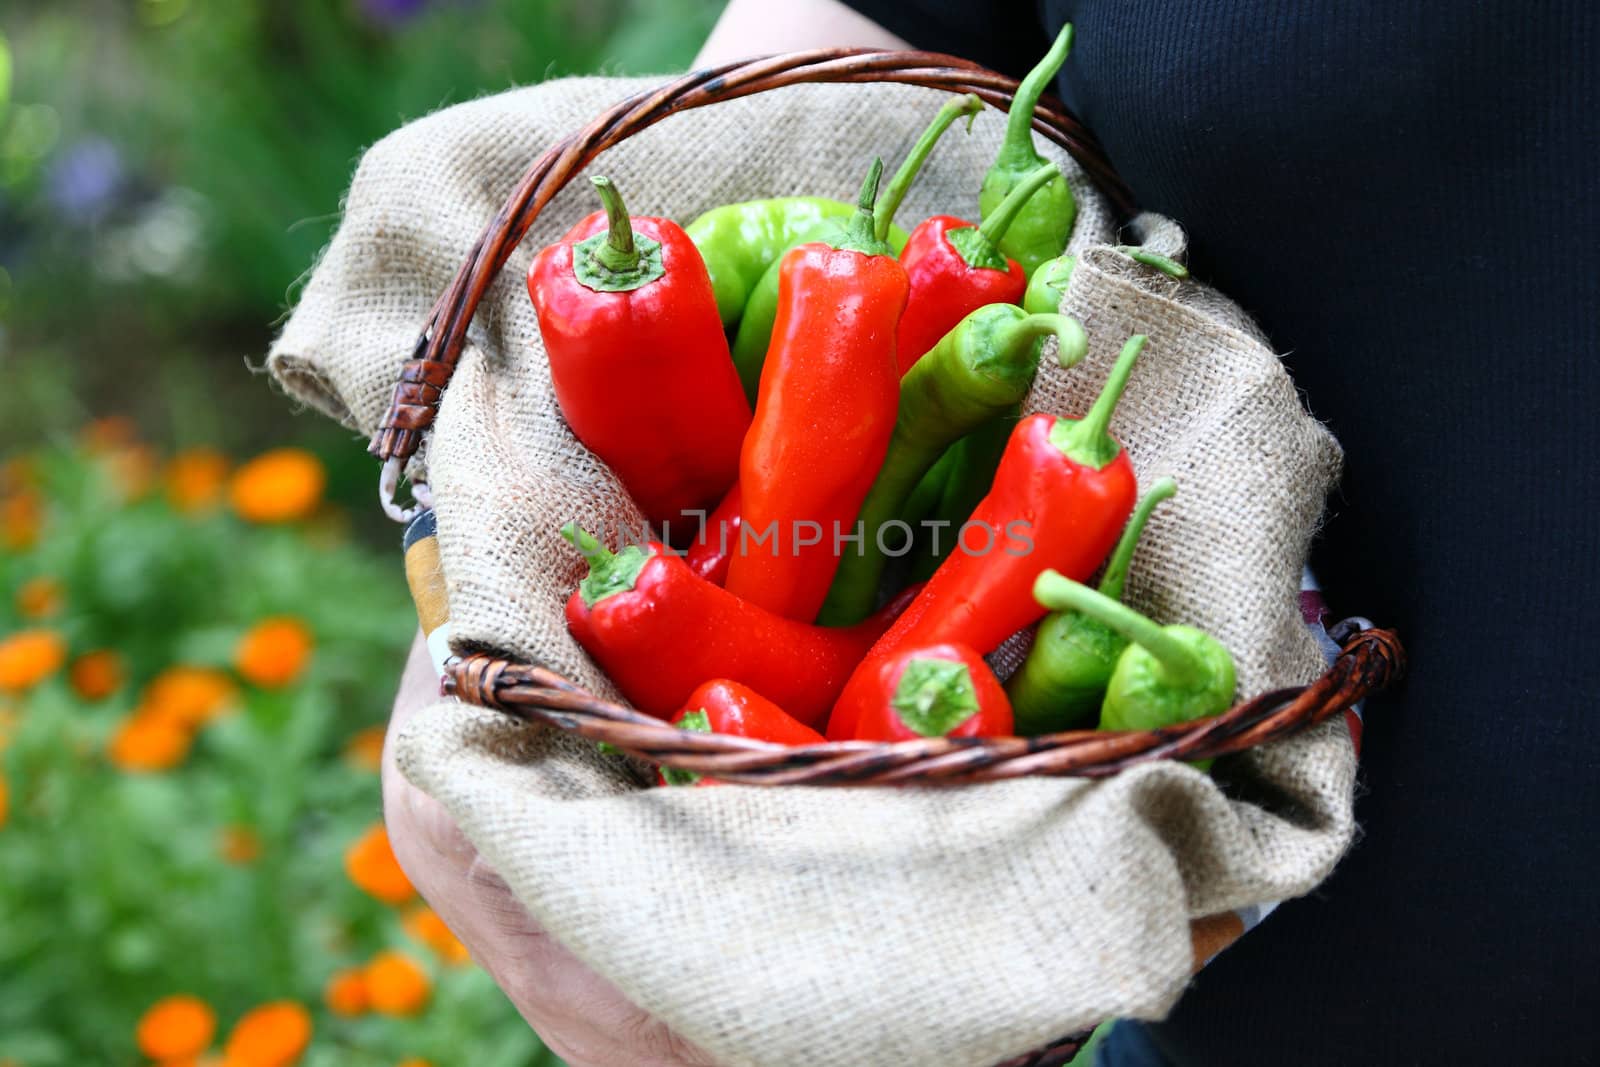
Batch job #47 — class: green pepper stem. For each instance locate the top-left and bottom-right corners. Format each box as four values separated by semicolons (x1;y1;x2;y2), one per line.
976;163;1060;248
560;522;611;566
1097;478;1176;601
875;94;982;242
588;177;638;273
835;157;892;255
1050;334;1145;468
989;311;1087;370
999;24;1073;167
1033;570;1207;686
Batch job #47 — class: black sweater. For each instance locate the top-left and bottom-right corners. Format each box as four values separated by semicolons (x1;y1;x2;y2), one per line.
843;1;1600;1063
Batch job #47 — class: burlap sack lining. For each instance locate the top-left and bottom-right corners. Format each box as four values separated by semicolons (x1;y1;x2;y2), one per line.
267;75;1356;1067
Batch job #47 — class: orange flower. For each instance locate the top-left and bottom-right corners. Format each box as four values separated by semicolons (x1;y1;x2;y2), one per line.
0;773;9;829
166;449;230;513
234;618;313;688
0;629;67;691
144;667;237;728
396;1060;433;1067
104;443;159;502
70;649;125;701
107;709;192;772
222;1001;311;1067
218;825;261;865
15;576;63;619
229;449;325;524
344;824;414;905
364;951;431;1017
136;994;217;1061
403;906;470;966
342;725;386;772
1;490;42;551
322;968;369;1017
82;415;140;452
0;454;39;493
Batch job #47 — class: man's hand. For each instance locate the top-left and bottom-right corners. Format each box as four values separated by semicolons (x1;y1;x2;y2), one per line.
381;632;716;1067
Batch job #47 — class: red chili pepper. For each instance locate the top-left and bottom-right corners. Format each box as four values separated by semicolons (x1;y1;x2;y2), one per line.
528;176;750;535
849;643;1013;741
894;163;1059;376
659;679;825;787
561;526;910;729
827;335;1148;740
723;160;909;621
685;483;741;586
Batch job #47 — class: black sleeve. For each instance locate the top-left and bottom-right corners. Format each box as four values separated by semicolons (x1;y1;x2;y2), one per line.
838;0;1048;80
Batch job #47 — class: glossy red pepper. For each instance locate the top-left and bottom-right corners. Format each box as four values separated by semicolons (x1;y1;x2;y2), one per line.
528;176;750;535
659;679;825;787
847;643;1013;741
724;160;908;621
894;163;1059;376
561;527;909;729
827;336;1148;740
685;483;741;586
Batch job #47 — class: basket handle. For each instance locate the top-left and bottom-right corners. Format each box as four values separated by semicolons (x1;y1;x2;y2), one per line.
368;47;1135;522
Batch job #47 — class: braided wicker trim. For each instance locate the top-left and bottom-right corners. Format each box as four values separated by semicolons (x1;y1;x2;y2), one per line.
439;625;1402;786
370;48;1133;518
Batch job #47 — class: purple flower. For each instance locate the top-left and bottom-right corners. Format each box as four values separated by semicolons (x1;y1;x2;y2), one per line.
359;0;431;27
46;138;124;223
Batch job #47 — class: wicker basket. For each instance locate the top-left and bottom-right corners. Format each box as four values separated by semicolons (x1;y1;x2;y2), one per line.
356;49;1405;1067
368;47;1404;787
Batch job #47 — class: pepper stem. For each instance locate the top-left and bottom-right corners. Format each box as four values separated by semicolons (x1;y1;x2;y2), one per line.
560;522;611;565
949;162;1062;271
1049;334;1146;468
875;94;982;242
561;523;652;607
589;177;638;273
891;657;981;737
833;157;894;256
999;24;1073;167
1097;478;1176;601
977;163;1061;247
1033;570;1207;687
989;311;1088;370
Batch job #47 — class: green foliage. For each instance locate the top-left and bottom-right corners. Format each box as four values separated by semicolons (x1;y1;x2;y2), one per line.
1;0;720;330
0;436;561;1064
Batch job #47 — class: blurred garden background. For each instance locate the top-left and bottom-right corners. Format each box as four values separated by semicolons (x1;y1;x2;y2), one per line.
0;1;720;1063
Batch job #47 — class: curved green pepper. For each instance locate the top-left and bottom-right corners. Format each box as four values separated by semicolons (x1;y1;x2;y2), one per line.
1030;570;1237;738
1117;245;1189;279
979;24;1077;276
1023;252;1077;314
816;305;1087;625
1008;478;1177;734
686;196;861;326
727;96;981;401
908;412;1013;583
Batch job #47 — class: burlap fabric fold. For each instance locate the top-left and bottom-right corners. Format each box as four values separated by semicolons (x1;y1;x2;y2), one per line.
268;76;1352;1067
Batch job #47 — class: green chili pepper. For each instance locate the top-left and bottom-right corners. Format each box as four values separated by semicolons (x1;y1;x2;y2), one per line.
816;304;1088;625
686;196;861;326
908;412;1014;583
1008;478;1177;734
979;24;1077;276
1023;252;1077;314
1030;570;1237;739
727;96;980;401
900;446;956;530
1116;246;1189;279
